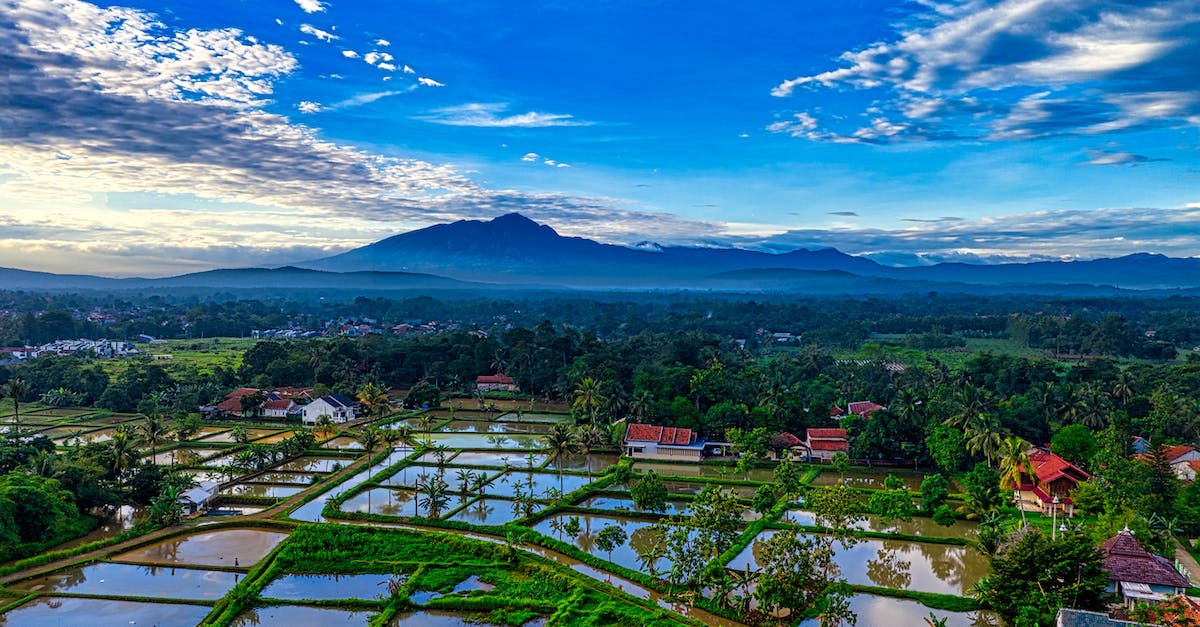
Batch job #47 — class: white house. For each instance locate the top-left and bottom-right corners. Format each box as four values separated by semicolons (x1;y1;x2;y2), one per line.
262;398;298;419
301;394;359;426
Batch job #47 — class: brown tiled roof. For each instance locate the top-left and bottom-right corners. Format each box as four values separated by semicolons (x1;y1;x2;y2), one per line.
625;424;695;445
1029;449;1091;484
476;374;514;384
771;432;803;448
626;423;664;442
1161;444;1198;463
847;401;885;416
806;428;849;452
263;399;294;411
1101;530;1190;588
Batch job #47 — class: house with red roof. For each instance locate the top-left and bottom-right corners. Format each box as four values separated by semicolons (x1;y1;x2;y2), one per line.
1101;528;1190;609
1018;449;1091;517
1134;445;1200;481
475;373;518;392
805;428;849;462
623;423;727;461
829;401;885;420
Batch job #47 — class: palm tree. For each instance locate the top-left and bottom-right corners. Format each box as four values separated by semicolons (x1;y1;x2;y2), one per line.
944;385;990;431
998;436;1035;527
572;377;605;425
314;414;336;440
140;411;172;462
576;424;607;477
965;414;1004;467
3;378;29;436
390;425;416;450
355;426;383;452
417;475;450;518
357;382;391;420
630;391;651;422
544;423;580;492
1112;371;1136;406
108;425;138;488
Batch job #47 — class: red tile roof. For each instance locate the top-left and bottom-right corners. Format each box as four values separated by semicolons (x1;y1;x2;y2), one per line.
806;428;849;452
771;432;803;449
1101;529;1190;588
847;401;885;416
1161;444;1198;463
476;374;514;384
625;424;696;445
1028;449;1091;484
263;399;294;411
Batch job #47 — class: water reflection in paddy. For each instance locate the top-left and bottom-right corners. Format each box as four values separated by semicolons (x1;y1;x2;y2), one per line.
783;509;978;538
321;436;366;449
220;483;306;498
424;432;544;450
232;605;373;625
485;471;591;498
13;562;240;599
114;528;289;567
798;594;997;627
392;610;547;626
727;531;988;596
533;513;684;574
53;504;147;551
447;498;538;525
341;487;423;517
275;456;355;473
439;420;553;434
576;494;688;515
447;451;548;467
0;596;213;627
544;453;620;473
633;462;771;482
261;573;393;600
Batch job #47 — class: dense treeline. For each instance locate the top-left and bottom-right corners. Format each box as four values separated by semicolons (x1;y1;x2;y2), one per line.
2;291;1199;359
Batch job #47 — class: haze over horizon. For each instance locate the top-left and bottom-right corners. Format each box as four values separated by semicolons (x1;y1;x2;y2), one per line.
2;0;1199;277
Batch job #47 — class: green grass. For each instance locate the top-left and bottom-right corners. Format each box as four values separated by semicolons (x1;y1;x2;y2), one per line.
100;337;258;377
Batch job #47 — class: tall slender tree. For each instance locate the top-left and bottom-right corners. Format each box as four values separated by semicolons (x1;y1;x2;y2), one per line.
998;436;1036;527
3;378;29;436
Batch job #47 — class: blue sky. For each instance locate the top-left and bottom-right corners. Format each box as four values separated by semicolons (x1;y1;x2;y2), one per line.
1;0;1198;275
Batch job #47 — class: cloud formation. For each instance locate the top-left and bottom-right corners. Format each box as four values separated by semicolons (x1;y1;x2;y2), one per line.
0;0;681;274
416;103;590;127
300;23;338;42
294;0;326;14
770;0;1200;142
417;77;445;87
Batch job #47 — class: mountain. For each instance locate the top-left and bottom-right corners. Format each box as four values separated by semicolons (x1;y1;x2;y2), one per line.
0;266;479;292
303;213;888;286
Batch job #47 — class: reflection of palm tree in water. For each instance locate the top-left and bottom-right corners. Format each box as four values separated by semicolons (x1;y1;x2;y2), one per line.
866;546;912;590
918;540;968;590
470;500;493;523
629;526;665;574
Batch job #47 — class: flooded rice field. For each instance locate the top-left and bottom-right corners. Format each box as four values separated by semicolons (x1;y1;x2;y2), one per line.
261;573;393;600
113;528;289;567
727;530;988;596
13;562;241;599
231;605;373;625
446;498;538;525
0;596;213;626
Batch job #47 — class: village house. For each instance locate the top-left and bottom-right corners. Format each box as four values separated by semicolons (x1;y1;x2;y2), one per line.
475;373;518;393
301;394;360;426
829;401;885;420
1018;449;1091;517
179;481;220;516
804;428;849;462
1101;528;1190;608
623;424;728;461
1150;445;1200;482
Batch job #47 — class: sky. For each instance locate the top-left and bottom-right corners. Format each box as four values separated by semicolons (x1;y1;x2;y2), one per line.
1;0;1199;276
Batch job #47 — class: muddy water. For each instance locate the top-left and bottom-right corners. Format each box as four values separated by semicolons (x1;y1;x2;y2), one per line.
275;456;355;473
261;573;394;600
497;411;572;423
0;596;213;626
797;594;996;626
783;509;979;538
12;562;240;599
231;605;373;625
219;483;306;498
53;427;116;445
287;450;409;522
727;530;988;596
484;471;591;498
114;529;289;567
53;505;147;551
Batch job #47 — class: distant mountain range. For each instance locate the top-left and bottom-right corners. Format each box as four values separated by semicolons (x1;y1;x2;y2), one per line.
2;213;1199;295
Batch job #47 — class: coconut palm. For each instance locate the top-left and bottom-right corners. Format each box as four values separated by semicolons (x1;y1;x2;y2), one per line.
576;424;607;477
3;378;29;436
998;436;1036;527
944;385;990;431
417;475;450;518
314;414;336;440
140;411;173;463
965;415;1004;467
544;423;580;492
355;426;383;452
108;425;139;488
572;377;605;425
357;382;391;420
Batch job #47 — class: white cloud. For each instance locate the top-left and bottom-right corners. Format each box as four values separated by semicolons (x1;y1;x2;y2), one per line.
417;77;445;87
0;0;666;275
297;100;323;113
294;0;326;14
275;18;283;26
375;38;390;47
771;0;1200;142
341;49;359;58
363;51;393;65
416;102;590;127
402;64;415;74
521;153;540;162
300;24;338;43
377;62;396;71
